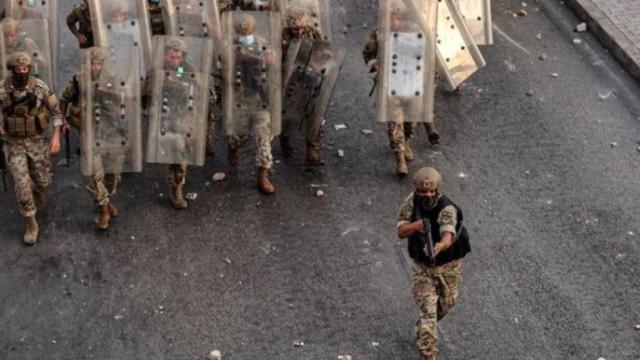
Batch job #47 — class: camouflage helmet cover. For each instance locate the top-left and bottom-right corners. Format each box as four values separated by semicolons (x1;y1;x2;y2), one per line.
89;47;107;63
7;52;32;67
2;17;19;35
390;0;408;16
235;14;257;33
413;167;442;191
165;37;188;53
286;6;309;28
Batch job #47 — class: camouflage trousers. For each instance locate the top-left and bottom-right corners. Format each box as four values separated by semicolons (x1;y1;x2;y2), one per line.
86;172;121;206
168;163;187;187
280;117;324;148
3;137;52;217
228;111;274;169
388;122;416;153
412;260;462;357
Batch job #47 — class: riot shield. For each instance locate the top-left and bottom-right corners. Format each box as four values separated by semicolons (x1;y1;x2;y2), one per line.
222;11;282;137
162;0;222;40
0;18;53;86
79;47;143;176
456;0;492;45
436;0;486;90
89;0;153;80
375;0;437;124
5;0;58;86
234;0;280;11
278;0;332;41
146;36;213;166
282;39;344;139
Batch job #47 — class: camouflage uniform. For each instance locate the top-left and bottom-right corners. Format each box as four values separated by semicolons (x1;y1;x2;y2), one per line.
2;18;47;72
0;75;62;218
397;189;463;358
66;1;94;48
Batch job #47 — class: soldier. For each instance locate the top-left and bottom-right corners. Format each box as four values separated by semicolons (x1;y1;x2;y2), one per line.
397;167;470;360
362;0;440;176
60;48;123;229
229;0;274;11
0;52;62;245
224;13;278;194
2;17;47;72
67;0;93;49
147;0;167;36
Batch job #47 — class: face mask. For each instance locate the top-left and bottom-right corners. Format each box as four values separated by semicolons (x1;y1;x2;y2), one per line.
12;72;29;88
418;192;439;210
239;35;255;47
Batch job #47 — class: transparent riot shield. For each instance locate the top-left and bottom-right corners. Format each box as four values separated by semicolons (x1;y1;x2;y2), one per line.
278;0;332;41
232;0;280;11
282;39;344;139
456;0;492;45
376;0;437;124
89;0;153;80
436;0;486;90
162;0;222;40
146;36;214;166
0;18;53;87
222;11;282;137
79;47;143;176
6;0;58;86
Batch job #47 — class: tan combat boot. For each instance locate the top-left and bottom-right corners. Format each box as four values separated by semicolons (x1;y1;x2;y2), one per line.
305;144;325;166
227;144;239;166
425;122;440;145
170;184;188;209
394;150;408;176
33;188;47;211
23;216;39;245
257;167;275;194
97;204;111;230
280;136;294;158
108;202;120;218
404;143;415;162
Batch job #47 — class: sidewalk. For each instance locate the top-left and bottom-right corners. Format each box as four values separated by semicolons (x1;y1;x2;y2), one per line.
564;0;640;82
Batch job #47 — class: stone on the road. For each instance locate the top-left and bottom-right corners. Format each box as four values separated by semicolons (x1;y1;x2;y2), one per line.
293;340;304;347
573;38;583;45
576;22;587;32
208;350;222;360
212;172;226;182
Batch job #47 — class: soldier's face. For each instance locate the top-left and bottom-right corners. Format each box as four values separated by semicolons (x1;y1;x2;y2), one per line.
112;9;127;23
390;15;403;30
91;60;104;79
164;49;183;69
5;30;18;47
14;64;29;74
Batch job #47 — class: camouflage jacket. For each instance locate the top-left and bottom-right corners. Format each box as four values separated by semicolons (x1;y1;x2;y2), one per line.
66;2;93;46
148;3;167;36
362;29;378;65
282;26;324;58
0;75;63;130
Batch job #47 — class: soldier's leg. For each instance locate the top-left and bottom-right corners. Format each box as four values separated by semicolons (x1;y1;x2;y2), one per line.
27;138;52;211
412;263;440;359
279;118;295;158
104;173;121;218
404;122;417;162
305;122;325;166
387;121;408;176
436;260;462;320
255;112;275;194
168;164;187;209
5;142;39;245
87;154;112;230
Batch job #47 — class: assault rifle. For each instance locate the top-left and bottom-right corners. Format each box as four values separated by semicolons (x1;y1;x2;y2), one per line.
421;219;436;265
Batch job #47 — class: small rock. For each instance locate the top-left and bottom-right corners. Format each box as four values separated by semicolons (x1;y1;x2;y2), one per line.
628;231;635;236
610;142;618;147
114;314;124;320
521;2;527;7
315;189;325;198
517;9;528;16
634;324;640;330
458;172;467;178
337;149;345;158
334;124;348;130
598;91;612;100
293;340;305;347
185;192;198;201
597;358;606;360
526;89;534;97
337;356;352;360
535;33;542;40
208;350;222;360
576;22;587;32
371;341;380;346
361;129;374;135
225;258;232;265
550;72;559;78
573;38;582;45
362;22;368;29
636;146;640;153
539;53;547;61
212;172;226;182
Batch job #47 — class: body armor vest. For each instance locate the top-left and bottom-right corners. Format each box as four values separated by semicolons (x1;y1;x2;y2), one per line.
2;77;49;138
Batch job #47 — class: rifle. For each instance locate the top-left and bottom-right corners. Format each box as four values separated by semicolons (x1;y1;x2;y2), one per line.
421;218;436;265
0;140;7;191
368;78;377;97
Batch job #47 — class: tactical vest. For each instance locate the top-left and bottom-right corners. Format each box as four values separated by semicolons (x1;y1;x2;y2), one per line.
408;193;471;266
2;77;49;138
148;6;166;36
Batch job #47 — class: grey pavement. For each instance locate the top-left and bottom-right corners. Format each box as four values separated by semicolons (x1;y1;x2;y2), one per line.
565;0;640;81
1;1;640;360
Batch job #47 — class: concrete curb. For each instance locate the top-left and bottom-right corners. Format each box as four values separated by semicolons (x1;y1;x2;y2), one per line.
563;0;640;83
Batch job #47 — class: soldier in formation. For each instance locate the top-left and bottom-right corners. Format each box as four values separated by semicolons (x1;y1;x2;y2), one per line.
67;0;93;49
0;52;62;245
147;0;167;36
396;167;470;360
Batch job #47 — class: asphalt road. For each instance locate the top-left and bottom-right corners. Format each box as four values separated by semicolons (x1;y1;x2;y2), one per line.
1;0;640;359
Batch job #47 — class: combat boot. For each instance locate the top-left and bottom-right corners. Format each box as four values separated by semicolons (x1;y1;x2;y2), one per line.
425;122;440;145
424;354;436;360
97;205;111;230
206;138;216;156
394;151;408;176
171;184;188;209
404;143;415;162
305;144;325;166
227;144;239;166
108;202;120;218
23;216;39;246
33;188;47;211
257;167;275;195
280;136;294;158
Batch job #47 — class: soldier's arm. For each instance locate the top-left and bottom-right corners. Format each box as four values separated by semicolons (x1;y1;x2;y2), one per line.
59;75;79;117
397;193;426;239
362;30;379;66
66;9;81;37
434;205;458;255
